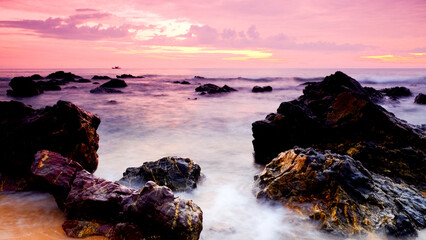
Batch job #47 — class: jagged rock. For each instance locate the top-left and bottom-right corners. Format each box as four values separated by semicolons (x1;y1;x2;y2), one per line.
119;157;201;192
116;74;143;79
381;86;412;99
415;93;426;104
100;79;127;88
255;147;426;238
92;75;112;80
32;150;203;240
252;71;426;190
7;76;43;96
90;87;123;94
252;86;273;92
47;71;82;79
0;100;100;190
195;83;237;94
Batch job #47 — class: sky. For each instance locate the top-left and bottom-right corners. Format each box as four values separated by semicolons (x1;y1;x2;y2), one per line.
0;0;426;68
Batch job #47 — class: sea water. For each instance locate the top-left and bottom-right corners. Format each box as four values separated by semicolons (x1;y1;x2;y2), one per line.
0;68;425;240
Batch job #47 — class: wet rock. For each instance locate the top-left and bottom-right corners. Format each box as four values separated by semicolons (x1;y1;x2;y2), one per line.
32;150;203;240
414;93;426;104
30;74;43;80
195;83;237;94
381;86;412;99
106;100;118;105
36;80;62;91
46;71;82;79
255;147;426;238
7;76;43;96
90;87;123;94
93;82;100;84
363;86;384;102
252;71;426;190
92;75;112;80
100;79;127;88
76;79;91;83
194;76;205;79
119;156;201;192
173;80;191;84
0;100;100;190
116;74;143;79
252;86;273;92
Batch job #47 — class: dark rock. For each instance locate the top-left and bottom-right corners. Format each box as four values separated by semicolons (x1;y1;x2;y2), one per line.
252;86;273;93
92;75;112;80
363;86;384;102
381;86;412;99
173;80;191;85
0;100;100;190
32;150;203;240
119;156;201;192
7;76;43;96
414;93;426;104
90;87;123;94
46;71;82;79
93;82;100;84
76;79;91;83
255;147;426;238
30;74;43;80
35;80;62;91
195;83;237;94
194;76;205;79
116;74;144;79
100;79;127;88
252;71;426;190
106;100;118;105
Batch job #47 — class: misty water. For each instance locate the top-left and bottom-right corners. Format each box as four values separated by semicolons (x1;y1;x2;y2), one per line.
0;68;425;240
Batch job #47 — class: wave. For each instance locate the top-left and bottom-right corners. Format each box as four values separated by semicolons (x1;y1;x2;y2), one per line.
357;76;426;84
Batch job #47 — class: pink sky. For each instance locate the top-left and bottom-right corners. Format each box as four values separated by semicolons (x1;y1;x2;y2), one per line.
1;0;426;68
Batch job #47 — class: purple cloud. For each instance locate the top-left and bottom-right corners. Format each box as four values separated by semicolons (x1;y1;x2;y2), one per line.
75;8;98;12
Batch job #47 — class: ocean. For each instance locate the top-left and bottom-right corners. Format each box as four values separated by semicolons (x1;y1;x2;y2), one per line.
0;68;425;240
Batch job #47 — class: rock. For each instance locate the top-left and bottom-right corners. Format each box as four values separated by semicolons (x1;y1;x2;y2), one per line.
381;86;412;99
106;100;118;105
36;80;62;91
100;79;127;88
255;147;426;238
363;86;384;102
119;156;201;192
30;74;43;80
32;150;203;240
194;76;205;79
90;87;123;94
0;100;100;190
7;76;43;96
46;71;82;79
195;83;237;94
92;75;112;80
76;79;91;83
173;81;191;85
93;82;100;84
252;86;273;92
116;74;143;79
252;71;426;190
414;93;426;104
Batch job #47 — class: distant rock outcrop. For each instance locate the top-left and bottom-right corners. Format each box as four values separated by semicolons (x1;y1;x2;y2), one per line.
116;74;144;79
46;71;82;80
0;100;100;191
255;147;426;238
100;79;127;88
252;71;426;190
252;86;273;93
195;83;237;94
32;150;203;240
119;156;202;192
92;75;112;80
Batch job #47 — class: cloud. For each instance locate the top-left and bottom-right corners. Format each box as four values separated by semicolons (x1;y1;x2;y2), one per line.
75;8;98;12
361;53;426;63
0;13;132;40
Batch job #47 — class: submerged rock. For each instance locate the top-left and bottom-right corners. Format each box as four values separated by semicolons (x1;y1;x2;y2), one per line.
195;83;237;94
0;100;100;190
415;93;426;104
90;87;123;94
252;86;273;93
100;79;127;88
32;150;203;240
255;147;426;238
116;74;143;79
252;71;426;190
119;156;201;192
7;76;43;96
173;80;191;85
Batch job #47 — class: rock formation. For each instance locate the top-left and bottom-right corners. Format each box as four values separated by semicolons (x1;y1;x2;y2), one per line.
252;86;273;93
252;71;426;190
32;150;203;240
195;84;237;94
255;147;426;238
100;79;128;88
7;76;43;96
119;156;201;192
0;100;100;190
415;93;426;104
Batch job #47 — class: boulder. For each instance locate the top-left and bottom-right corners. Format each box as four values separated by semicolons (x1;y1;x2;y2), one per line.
46;71;82;79
32;150;203;240
92;75;112;80
255;147;426;238
0;100;100;190
381;86;412;99
119;156;201;191
252;71;426;190
36;80;62;91
7;76;43;96
90;87;123;94
252;86;273;93
195;83;237;94
30;74;43;80
116;74;143;79
173;81;191;85
415;93;426;104
76;79;91;83
100;79;127;88
194;76;205;79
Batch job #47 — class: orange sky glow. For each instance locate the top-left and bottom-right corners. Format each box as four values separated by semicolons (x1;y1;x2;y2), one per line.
1;0;426;68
